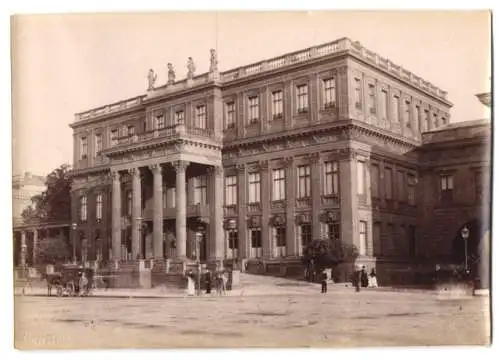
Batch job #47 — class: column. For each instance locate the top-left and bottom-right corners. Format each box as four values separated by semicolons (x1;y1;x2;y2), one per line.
111;171;122;260
260;161;271;258
285;157;297;256
236;164;247;258
174;160;189;258
309;73;319;124
150;164;164;258
339;150;359;247
209;165;224;261
130;168;142;260
32;229;38;265
311;153;322;240
20;231;27;268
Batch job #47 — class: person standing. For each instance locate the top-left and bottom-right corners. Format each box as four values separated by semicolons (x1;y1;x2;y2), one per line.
368;268;378;288
353;265;361;292
186;271;196;296
361;266;369;288
321;269;328;294
205;271;212;295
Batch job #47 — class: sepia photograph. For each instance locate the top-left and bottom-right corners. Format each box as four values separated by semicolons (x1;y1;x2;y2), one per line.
9;10;492;350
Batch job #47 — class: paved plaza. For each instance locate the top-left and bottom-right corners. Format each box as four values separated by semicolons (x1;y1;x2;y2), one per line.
14;281;490;349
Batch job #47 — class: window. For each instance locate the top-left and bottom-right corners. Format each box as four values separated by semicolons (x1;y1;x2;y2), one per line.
359;221;367;256
327;222;340;241
407;174;416;205
300;224;312;246
385;167;393;200
354;78;362;109
155;114;165;129
271;90;284;119
296;84;309;113
228;230;238;250
225;175;237;206
442;117;448;126
425;110;431;131
96;192;103;221
371;164;380;198
250;229;262;248
166;187;176;208
324;161;339;196
433;113;439;128
414;105;421;131
368;84;376;114
110;129;118;146
404;100;411;127
323;78;336;108
392;95;400;122
193;175;207;205
175;110;184;124
195;105;207;129
274;226;286;247
162;186;168;209
248;172;261;204
357;161;366;195
297;165;311;198
248;96;259;123
80;136;88;159
440;174;453;203
80;195;87;221
397;171;406;202
272;169;286;201
225;101;236;129
380;90;388;119
94;134;102;157
127;126;135;137
126;190;132;216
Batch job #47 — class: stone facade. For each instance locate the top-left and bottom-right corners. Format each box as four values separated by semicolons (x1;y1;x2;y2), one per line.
67;38;490;280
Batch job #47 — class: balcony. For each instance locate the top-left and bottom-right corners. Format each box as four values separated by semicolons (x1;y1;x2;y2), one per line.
224;205;238;217
295;198;312;208
142;203;210;220
322;195;340;208
247;203;261;213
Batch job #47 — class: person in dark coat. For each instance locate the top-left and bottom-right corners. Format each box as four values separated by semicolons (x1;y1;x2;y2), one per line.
361;266;369;288
353;265;361;292
321;269;328;294
205;271;212;294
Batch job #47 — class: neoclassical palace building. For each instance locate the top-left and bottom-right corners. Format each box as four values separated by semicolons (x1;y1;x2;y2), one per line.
65;37;490;277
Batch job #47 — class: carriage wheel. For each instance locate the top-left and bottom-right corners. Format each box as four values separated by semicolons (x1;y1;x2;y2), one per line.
56;285;63;297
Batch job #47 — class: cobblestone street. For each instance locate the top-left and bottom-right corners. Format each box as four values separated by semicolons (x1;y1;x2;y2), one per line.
14;287;490;349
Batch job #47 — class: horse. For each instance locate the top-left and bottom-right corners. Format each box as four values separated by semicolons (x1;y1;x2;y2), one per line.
42;272;62;296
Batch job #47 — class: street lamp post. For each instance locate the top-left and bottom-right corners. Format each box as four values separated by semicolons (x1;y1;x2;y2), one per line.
461;226;470;273
71;223;77;264
228;219;237;269
195;226;204;296
136;217;143;260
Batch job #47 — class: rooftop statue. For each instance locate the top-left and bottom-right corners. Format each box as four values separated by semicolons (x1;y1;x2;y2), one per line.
187;57;196;80
147;69;157;91
167;63;176;84
209;48;218;73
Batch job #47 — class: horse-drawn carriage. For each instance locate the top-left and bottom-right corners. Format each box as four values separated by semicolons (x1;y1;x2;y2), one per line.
45;264;94;297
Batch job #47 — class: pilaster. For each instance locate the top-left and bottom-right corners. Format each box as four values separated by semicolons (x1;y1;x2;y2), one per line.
309;73;319;124
209;166;225;261
130;168;142;260
310;152;322;240
285;156;297;256
236;164;248;258
111;171;122;260
337;66;349;120
174;160;189;259
339;150;359;247
150;163;164;258
260;160;271;258
284;80;293;130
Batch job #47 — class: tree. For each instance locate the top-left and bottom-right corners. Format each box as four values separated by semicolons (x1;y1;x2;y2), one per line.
21;164;72;224
35;236;71;265
302;238;359;270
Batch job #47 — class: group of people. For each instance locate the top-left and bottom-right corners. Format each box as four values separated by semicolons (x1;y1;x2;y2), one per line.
320;265;378;294
186;268;229;296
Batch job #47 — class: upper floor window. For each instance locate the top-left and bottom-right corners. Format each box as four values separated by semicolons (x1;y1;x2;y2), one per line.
433;113;439;128
110;129;118;147
385;167;393;200
297;165;311;199
126;190;132;216
272;168;286;201
225;101;236;129
96;192;103;221
299;223;312;247
127;126;135;137
404;100;411;127
80;195;87;221
327;222;340;242
175;110;184;124
248;172;261;204
371;164;380;199
368;84;376;114
195;105;207;129
392;95;400;122
80;136;88;160
94;134;102;157
193;175;207;205
380;89;388;119
414;105;421;130
354;78;362;109
273;226;287;248
322;78;336;108
296;84;309;113
248;96;259;124
324;161;339;196
271;90;284;119
425;110;431;131
225;175;237;206
155;114;165;129
359;221;367;256
357;161;366;195
440;174;454;203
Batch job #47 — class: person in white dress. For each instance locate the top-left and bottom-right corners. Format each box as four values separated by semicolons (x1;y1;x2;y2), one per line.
186;271;196;296
368;268;378;288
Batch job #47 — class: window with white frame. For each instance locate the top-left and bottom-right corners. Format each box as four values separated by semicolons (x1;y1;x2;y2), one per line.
354;78;362;109
94;134;102;157
324;161;339;196
272;169;286;201
371;164;380;198
175;110;184;124
323;78;336;108
195;105;207;129
80;195;87;221
300;224;312;246
126;190;132;216
225;101;236;129
225;175;237;206
359;221;367;256
166;187;176;208
357;161;366;195
248;96;259;123
110;129;118;146
273;226;286;257
193;175;207;205
248;172;261;204
392;95;400;122
297;165;311;198
385;167;393;200
249;229;262;258
227;230;238;250
96;192;103;221
271;90;284;119
296;84;309;113
327;222;340;241
380;89;388;118
80;136;88;159
368;84;376;114
155;114;165;129
440;174;453;203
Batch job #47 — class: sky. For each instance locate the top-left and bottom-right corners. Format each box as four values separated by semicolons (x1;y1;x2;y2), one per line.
10;11;491;177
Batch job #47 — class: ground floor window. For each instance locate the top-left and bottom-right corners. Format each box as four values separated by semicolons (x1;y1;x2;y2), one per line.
249;229;262;258
298;224;312;249
326;222;340;241
272;226;286;257
226;230;239;259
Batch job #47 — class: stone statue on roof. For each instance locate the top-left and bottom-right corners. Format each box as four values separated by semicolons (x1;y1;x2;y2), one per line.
187;57;196;80
167;63;176;84
209;48;218;73
147;69;157;91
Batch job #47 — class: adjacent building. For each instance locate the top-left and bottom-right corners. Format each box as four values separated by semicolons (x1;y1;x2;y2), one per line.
12;172;46;227
64;37;490;281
